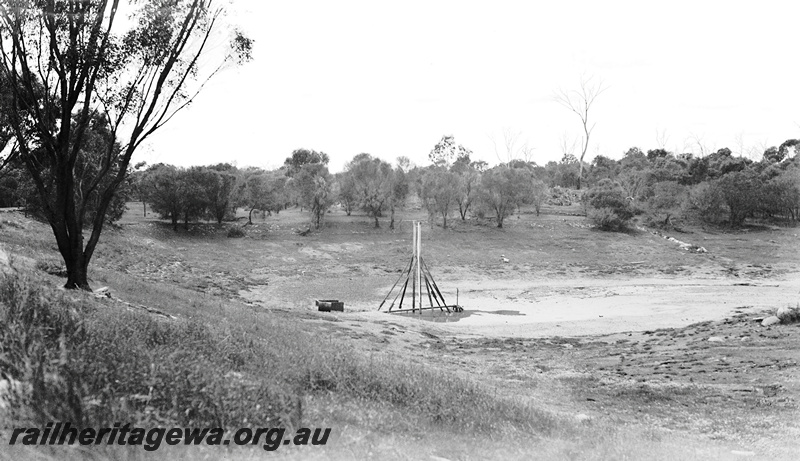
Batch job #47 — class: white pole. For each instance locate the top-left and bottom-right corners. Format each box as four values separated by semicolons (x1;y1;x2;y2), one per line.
411;221;416;312
416;222;422;313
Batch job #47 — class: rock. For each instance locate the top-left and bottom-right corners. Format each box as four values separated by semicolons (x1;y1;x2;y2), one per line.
730;450;755;457
0;247;11;275
707;336;725;342
575;413;592;423
776;306;799;323
0;378;28;410
224;371;244;380
761;316;780;327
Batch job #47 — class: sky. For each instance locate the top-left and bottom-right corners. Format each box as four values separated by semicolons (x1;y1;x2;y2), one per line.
137;0;800;174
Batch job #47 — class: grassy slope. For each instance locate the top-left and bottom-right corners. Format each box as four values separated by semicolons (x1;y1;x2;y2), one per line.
1;205;798;460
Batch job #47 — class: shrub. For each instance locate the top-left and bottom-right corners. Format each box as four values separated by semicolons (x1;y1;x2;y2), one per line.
685;181;726;224
585;179;634;231
530;179;549;216
645;181;687;228
227;226;246;238
477;166;535;228
588;207;629;231
547;186;581;206
716;169;763;226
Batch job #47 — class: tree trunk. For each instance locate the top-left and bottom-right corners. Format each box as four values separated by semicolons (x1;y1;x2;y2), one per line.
389;204;395;230
459;201;469;220
64;253;90;290
51;216;91;290
248;206;255;225
495;205;505;228
143;201;147;217
374;215;380;228
171;214;178;231
312;203;322;229
441;212;447;229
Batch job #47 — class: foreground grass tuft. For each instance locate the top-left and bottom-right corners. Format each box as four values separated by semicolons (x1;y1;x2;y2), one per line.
0;266;559;439
0;271;296;429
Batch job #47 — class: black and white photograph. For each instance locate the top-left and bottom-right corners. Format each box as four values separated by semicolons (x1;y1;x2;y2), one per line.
1;1;799;460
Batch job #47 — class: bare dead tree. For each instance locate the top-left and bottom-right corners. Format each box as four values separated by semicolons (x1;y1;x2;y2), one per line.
655;128;670;150
687;132;710;157
733;131;762;160
555;75;607;189
518;143;535;164
558;131;578;160
733;131;747;158
753;138;771;161
489;127;535;165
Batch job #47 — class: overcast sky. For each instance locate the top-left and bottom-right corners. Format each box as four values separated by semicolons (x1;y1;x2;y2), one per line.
138;0;800;173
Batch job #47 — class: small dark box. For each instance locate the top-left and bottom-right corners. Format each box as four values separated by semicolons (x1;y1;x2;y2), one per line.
316;299;344;312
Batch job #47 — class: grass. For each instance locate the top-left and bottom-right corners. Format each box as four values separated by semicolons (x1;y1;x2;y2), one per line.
1;205;798;459
0;262;577;460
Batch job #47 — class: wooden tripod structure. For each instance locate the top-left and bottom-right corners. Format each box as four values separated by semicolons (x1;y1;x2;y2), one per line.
378;221;463;314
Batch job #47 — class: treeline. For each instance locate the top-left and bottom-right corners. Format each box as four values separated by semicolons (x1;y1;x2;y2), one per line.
335;135;550;229
123;140;551;231
126;136;557;230
133;149;334;231
3;134;798;232
577;142;800;230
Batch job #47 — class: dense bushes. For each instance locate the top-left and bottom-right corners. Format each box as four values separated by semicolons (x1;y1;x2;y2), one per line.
585;179;634;231
679;166;800;226
140;164;239;230
577;144;800;228
226;226;246;238
477;166;537;228
715;170;762;226
547;186;581;206
645;181;687;227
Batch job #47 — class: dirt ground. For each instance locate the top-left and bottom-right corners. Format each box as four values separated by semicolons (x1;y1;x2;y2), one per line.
3;204;800;458
225;207;800;458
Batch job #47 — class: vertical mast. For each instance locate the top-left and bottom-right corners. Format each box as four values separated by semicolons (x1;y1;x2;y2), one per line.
416;222;422;313
411;221;416;312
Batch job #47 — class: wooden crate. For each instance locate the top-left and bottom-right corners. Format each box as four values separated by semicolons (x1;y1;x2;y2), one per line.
316;299;344;312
